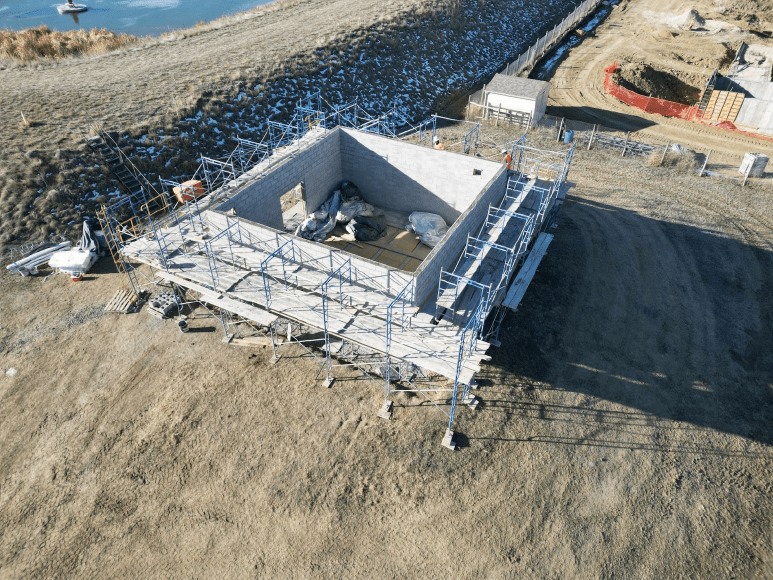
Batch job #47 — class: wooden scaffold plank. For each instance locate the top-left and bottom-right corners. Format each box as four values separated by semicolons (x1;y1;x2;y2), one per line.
503;233;554;311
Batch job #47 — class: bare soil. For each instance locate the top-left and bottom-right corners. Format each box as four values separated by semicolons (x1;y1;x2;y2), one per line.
2;0;773;577
612;61;704;105
546;0;773;168
1;124;772;578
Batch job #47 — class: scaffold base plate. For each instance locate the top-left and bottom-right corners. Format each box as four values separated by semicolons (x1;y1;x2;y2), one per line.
441;428;456;450
377;400;393;420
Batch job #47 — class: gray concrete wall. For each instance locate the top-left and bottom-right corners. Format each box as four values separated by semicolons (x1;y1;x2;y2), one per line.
413;167;508;307
339;128;502;225
733;80;773;135
216;129;343;228
212;127;506;308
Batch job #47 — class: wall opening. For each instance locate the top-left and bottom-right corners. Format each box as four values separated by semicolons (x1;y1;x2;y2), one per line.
280;182;306;233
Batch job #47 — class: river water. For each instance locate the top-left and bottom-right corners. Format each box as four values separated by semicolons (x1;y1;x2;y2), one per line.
0;0;272;36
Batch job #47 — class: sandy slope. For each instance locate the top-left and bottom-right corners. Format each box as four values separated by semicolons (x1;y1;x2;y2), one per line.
0;0;430;153
0;127;771;579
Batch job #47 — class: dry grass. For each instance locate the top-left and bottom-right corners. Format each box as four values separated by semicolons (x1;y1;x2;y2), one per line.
0;26;138;62
646;149;700;171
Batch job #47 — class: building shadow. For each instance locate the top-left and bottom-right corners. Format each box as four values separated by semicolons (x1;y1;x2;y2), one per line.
479;195;773;447
546;105;658;132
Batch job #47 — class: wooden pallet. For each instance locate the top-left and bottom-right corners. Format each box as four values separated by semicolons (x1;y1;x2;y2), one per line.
704;90;744;123
105;288;142;313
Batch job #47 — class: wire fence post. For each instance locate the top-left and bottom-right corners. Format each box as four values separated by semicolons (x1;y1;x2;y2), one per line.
699;149;712;177
587;124;596;150
659;141;670;166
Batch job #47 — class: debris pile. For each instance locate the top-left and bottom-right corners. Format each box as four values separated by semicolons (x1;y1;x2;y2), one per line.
669;9;705;30
48;221;103;280
6;242;70;277
295;181;385;242
612;61;702;105
407;213;448;248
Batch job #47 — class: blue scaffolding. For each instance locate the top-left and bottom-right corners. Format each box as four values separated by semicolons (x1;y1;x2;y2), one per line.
260;239;296;312
96;95;576;450
296;91;326;135
234;138;272;173
383;280;414;402
444;299;485;449
321;258;352;387
267;120;299;150
463;123;480;155
199;156;236;195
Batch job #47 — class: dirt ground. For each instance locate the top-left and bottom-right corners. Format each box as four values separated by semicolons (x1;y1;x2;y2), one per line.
546;0;773;168
2;0;773;577
1;123;772;578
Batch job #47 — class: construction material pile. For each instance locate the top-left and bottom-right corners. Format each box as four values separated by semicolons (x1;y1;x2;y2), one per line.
295;181;385;242
668;9;705;30
407;212;448;247
5;221;104;278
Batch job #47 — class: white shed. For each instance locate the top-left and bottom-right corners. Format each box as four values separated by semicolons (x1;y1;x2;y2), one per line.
482;74;551;126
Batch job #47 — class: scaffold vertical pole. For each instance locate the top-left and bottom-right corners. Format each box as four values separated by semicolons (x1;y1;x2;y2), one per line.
269;320;281;364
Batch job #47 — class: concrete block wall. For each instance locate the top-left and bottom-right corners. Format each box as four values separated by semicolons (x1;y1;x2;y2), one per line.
339;129;502;225
209;127;507;309
412;168;508;307
216;129;343;229
206;210;413;299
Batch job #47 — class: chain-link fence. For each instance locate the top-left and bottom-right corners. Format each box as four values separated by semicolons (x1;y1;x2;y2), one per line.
500;0;603;78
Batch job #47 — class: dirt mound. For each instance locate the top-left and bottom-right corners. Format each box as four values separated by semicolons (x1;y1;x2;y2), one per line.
653;28;675;39
670;9;706;29
613;61;702;105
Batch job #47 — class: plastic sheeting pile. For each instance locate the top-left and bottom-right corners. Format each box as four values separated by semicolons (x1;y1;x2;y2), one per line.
48;220;104;277
78;219;102;254
407;212;448;247
295;181;385;243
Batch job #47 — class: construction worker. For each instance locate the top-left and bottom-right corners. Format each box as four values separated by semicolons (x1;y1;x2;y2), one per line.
502;149;512;171
433;136;446;150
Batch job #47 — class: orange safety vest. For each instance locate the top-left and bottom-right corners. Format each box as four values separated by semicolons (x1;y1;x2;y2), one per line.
504;153;512;170
434;142;446;150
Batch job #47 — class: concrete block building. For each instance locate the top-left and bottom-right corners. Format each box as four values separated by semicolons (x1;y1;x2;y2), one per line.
111;120;573;448
481;74;551;127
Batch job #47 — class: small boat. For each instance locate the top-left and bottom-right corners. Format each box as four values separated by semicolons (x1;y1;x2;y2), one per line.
57;3;88;14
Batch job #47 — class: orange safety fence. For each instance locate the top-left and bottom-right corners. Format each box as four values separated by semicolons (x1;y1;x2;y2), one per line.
603;62;698;120
603;62;773;142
